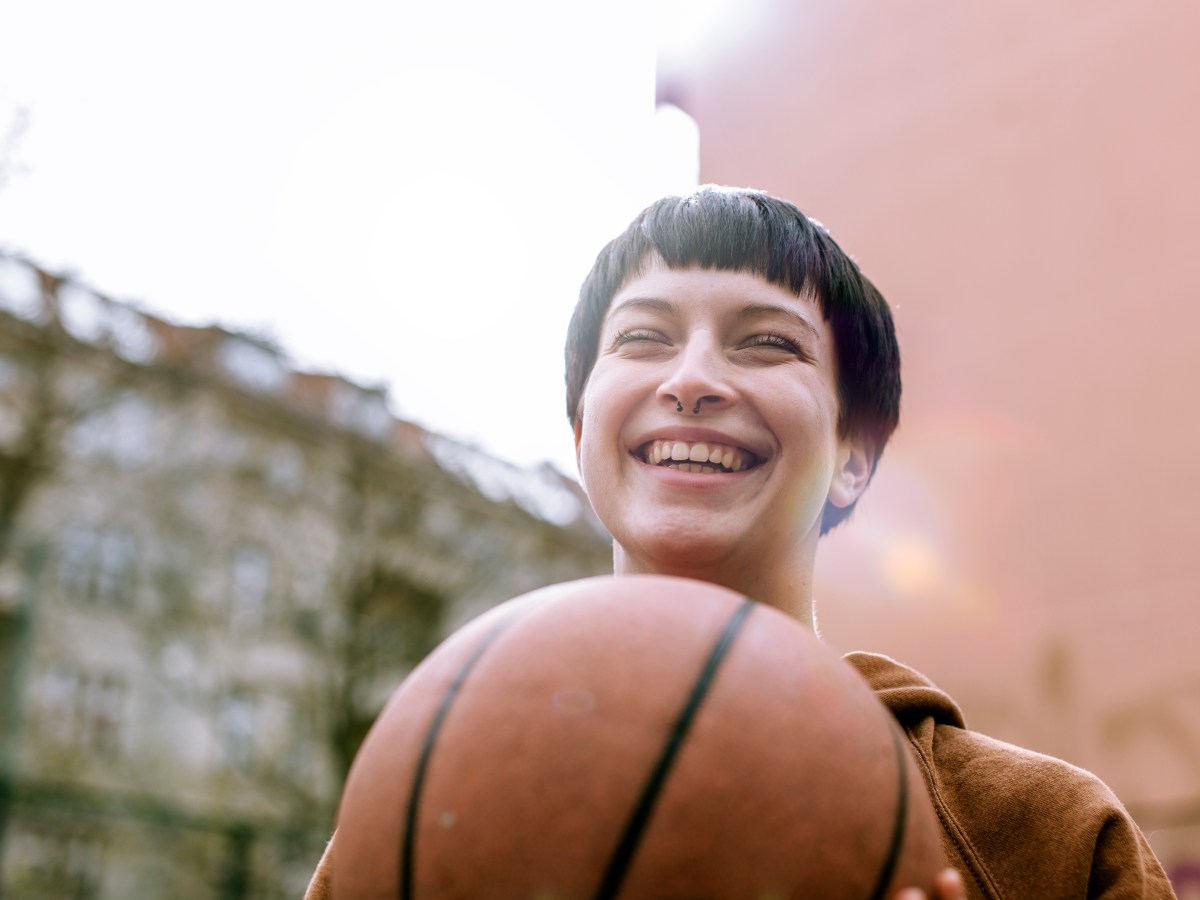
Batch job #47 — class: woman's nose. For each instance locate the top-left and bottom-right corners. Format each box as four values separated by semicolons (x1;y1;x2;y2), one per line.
656;338;731;414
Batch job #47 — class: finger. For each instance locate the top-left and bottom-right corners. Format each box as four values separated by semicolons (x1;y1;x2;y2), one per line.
891;890;926;900
934;868;967;900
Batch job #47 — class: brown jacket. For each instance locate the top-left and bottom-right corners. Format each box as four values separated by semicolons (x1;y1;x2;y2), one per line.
305;654;1177;899
846;652;1176;899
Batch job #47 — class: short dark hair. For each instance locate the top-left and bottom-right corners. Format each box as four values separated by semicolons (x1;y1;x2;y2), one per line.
564;185;901;534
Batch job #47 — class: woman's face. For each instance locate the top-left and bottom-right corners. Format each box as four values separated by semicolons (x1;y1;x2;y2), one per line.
574;258;868;589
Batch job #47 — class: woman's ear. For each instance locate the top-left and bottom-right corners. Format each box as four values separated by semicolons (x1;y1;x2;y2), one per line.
826;436;874;509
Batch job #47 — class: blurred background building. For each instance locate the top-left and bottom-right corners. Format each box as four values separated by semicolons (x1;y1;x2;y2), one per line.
0;253;611;897
656;0;1199;888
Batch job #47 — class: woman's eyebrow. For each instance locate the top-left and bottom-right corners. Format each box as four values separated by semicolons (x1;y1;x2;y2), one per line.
607;296;676;317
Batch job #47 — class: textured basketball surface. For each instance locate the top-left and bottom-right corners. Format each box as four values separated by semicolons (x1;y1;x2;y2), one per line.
332;575;944;899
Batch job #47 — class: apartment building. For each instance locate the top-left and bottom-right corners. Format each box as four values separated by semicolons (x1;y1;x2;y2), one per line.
0;252;611;898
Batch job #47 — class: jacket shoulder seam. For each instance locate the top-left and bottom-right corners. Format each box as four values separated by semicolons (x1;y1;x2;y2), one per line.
904;726;1005;900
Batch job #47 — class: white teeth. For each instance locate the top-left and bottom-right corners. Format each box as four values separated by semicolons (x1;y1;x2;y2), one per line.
644;439;754;473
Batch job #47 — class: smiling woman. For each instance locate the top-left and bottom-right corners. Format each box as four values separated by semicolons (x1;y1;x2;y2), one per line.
574;261;865;619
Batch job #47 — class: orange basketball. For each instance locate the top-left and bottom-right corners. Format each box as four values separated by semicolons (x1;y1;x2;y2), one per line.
332;575;944;899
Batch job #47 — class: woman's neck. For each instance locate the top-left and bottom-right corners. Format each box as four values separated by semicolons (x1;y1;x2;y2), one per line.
611;544;817;628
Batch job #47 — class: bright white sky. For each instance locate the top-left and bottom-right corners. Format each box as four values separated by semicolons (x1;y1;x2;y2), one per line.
0;0;706;478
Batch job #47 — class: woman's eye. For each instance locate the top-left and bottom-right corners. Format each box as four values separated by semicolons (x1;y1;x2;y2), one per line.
612;328;668;348
743;333;801;354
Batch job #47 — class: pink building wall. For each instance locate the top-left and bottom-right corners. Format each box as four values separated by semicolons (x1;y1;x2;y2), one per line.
660;0;1200;880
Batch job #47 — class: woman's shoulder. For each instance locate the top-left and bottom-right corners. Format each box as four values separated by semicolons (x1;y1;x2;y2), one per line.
844;650;1123;805
844;650;1177;899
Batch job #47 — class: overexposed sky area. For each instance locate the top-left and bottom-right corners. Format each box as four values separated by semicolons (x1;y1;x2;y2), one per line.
0;0;708;478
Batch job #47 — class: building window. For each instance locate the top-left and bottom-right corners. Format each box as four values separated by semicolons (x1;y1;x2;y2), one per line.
218;337;287;394
229;546;271;632
264;443;305;495
7;826;104;899
39;666;128;756
0;255;45;322
66;393;157;469
58;526;137;607
329;382;392;438
217;691;257;770
56;281;158;363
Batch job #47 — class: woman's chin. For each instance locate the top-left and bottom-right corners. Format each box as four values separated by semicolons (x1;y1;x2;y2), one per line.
614;526;738;578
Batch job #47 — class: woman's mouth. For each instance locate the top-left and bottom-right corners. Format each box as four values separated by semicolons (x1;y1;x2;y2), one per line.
638;439;760;474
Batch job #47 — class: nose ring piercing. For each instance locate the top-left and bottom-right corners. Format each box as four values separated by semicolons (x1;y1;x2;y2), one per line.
676;401;684;413
692;400;702;415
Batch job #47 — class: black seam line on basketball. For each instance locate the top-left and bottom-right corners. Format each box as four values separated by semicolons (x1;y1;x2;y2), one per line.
864;720;911;900
399;606;530;900
593;597;757;900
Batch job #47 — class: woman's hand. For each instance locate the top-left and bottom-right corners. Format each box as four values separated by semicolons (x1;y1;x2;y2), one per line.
893;868;967;900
